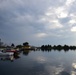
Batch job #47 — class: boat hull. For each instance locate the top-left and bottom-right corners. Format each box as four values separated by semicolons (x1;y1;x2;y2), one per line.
0;52;14;56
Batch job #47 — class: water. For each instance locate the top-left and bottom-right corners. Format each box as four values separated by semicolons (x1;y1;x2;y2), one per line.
0;50;76;75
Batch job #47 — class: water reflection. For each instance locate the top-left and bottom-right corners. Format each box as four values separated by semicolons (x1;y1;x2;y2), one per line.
41;49;71;52
0;49;76;75
0;55;14;62
22;49;76;56
23;50;30;56
71;61;76;75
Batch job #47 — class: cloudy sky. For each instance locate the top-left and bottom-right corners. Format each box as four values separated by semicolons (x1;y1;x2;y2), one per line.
0;0;76;46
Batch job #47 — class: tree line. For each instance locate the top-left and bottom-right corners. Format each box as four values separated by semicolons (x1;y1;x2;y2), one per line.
41;44;76;50
0;42;29;48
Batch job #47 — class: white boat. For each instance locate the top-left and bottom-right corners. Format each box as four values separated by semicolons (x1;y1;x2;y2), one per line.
0;51;14;56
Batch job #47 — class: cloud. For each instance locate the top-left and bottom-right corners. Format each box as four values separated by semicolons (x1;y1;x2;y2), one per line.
72;63;76;69
35;33;47;38
45;20;63;29
55;6;68;18
71;26;76;32
71;71;76;75
39;7;64;30
65;0;75;7
35;56;47;63
0;0;76;45
71;61;76;75
45;64;64;75
69;19;76;24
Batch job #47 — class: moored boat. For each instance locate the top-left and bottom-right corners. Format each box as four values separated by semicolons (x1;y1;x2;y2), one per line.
6;50;17;52
0;51;14;56
5;48;19;52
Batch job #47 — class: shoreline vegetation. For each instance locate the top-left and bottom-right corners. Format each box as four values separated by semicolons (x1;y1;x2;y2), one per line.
1;40;76;59
0;38;76;50
1;43;76;50
0;41;76;56
41;44;76;50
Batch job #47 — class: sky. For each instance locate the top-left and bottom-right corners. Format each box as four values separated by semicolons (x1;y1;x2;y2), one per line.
0;0;76;46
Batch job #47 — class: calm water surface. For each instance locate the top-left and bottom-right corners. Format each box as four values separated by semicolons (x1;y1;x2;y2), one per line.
0;50;76;75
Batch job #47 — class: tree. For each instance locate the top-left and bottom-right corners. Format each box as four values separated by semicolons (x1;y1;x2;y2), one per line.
56;45;62;50
23;42;29;46
16;45;22;48
11;43;15;47
41;45;45;49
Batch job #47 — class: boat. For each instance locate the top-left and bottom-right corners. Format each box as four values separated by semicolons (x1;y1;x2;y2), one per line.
5;48;19;52
0;51;14;56
6;50;17;52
